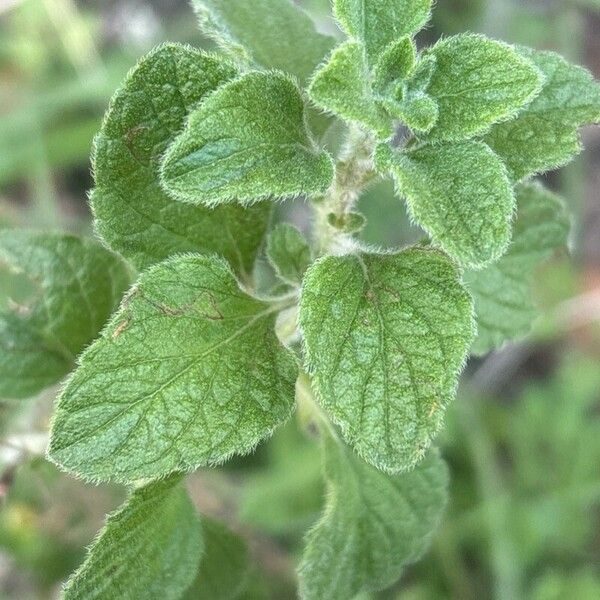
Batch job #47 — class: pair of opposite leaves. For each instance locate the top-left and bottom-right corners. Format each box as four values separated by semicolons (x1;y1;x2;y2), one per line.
155;35;536;270
61;437;448;600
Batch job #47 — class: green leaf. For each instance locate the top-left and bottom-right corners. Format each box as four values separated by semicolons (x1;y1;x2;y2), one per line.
466;182;570;355
92;43;270;278
161;72;334;206
376;52;440;133
191;0;335;84
63;476;202;600
298;435;448;600
485;48;600;181
381;93;439;133
405;54;437;95
308;41;393;138
49;254;297;483
266;223;312;286
183;518;250;600
299;249;475;472
0;231;130;400
373;37;416;95
378;52;439;133
334;0;432;62
423;34;543;142
377;141;514;268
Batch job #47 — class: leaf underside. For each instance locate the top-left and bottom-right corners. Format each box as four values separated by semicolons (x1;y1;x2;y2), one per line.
266;223;312;286
191;0;335;84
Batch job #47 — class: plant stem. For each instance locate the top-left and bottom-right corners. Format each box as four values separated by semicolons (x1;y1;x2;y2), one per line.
313;125;377;254
296;370;345;446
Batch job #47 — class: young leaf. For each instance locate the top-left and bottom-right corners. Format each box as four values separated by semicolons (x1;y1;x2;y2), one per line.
92;43;270;277
266;223;312;286
485;48;600;181
308;41;393;138
406;54;437;95
298;436;448;600
191;0;334;84
381;93;439;133
299;249;475;473
0;231;130;400
183;518;250;600
466;182;570;355
373;37;416;94
161;72;334;206
63;476;203;600
49;254;297;483
334;0;432;62
377;141;514;268
423;34;543;141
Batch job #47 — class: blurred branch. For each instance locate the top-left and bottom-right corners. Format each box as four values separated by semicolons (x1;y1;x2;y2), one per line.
42;0;106;77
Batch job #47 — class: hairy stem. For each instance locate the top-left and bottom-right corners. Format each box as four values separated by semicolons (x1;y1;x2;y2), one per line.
313;125;377;254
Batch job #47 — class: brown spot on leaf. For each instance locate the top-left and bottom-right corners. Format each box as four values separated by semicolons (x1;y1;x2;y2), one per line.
112;319;130;339
124;125;150;163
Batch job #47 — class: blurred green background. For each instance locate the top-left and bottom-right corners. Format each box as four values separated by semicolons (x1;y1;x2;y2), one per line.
0;1;599;598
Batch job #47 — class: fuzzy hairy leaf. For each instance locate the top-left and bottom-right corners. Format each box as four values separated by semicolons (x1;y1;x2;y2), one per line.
377;141;514;268
0;231;129;400
373;37;416;94
379;52;439;132
406;54;437;94
92;43;270;277
63;476;202;600
298;436;448;600
191;0;334;84
183;518;250;600
485;48;600;181
334;0;432;62
381;93;439;133
299;249;475;473
49;255;297;482
466;182;570;355
309;41;393;138
161;72;334;206
266;223;312;286
424;34;543;142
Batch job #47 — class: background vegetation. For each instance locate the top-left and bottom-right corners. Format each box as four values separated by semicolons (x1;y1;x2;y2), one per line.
0;1;599;598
